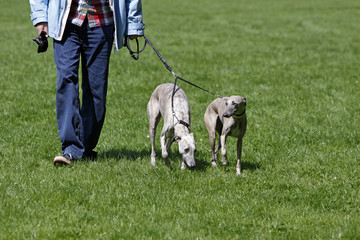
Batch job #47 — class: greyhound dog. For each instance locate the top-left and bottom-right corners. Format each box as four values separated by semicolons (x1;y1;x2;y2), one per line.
204;96;247;175
147;83;196;169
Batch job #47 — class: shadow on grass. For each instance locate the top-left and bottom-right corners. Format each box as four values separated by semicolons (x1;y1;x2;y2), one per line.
99;148;149;161
195;159;260;173
242;161;260;171
98;148;260;173
98;148;211;171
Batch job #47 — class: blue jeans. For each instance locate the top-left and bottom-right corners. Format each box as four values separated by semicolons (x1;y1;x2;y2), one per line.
53;21;114;158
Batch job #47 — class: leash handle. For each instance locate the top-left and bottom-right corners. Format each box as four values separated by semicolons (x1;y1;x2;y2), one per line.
125;36;147;60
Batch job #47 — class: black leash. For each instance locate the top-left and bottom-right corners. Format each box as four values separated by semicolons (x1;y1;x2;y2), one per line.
171;77;191;129
125;35;223;99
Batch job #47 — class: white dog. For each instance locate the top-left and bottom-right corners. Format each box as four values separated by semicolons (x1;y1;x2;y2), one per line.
147;83;196;169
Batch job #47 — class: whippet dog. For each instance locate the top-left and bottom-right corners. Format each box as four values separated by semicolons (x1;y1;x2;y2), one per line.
204;96;247;175
147;83;196;169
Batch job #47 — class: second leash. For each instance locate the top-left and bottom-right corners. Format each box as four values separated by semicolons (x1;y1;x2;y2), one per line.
125;35;223;99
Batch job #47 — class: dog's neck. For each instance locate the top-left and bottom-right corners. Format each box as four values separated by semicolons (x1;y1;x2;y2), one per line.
171;105;191;135
233;110;246;119
174;119;190;135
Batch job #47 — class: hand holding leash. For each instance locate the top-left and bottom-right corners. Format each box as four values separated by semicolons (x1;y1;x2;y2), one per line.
124;35;146;60
32;31;48;53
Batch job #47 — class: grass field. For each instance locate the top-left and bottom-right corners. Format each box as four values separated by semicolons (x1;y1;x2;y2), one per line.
1;0;359;239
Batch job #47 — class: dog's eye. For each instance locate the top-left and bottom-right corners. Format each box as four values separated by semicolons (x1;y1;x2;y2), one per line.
232;102;236;106
225;102;228;106
184;148;190;153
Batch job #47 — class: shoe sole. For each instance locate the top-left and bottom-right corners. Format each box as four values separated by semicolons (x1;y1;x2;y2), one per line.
53;156;72;166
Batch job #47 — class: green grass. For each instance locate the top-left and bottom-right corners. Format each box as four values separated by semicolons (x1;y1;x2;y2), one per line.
1;0;360;239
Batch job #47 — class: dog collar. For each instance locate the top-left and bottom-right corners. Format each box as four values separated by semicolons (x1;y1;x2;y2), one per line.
173;111;190;130
179;120;190;129
233;110;246;119
174;118;190;130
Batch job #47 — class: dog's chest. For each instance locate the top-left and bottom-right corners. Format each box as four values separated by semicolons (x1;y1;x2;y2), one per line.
165;126;175;138
225;119;246;138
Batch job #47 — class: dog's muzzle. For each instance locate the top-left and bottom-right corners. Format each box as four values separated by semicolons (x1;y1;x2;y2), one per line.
223;112;231;118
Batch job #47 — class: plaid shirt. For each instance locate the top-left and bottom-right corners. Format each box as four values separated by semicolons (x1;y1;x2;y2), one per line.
68;0;113;27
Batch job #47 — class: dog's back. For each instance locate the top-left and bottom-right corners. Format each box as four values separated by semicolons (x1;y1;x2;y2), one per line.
150;83;190;123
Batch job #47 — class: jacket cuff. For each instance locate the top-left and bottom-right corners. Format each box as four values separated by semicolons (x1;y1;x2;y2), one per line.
126;22;145;35
30;11;48;26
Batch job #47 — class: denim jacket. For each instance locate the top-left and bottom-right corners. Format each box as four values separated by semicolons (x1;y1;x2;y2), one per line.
29;0;145;51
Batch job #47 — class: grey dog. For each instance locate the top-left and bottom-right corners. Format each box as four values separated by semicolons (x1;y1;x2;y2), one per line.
204;96;247;175
147;83;196;169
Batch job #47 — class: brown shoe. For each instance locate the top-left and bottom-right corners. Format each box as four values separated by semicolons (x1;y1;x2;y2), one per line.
53;153;74;166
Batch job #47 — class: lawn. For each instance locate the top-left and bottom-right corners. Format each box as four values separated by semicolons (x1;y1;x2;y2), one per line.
0;0;359;239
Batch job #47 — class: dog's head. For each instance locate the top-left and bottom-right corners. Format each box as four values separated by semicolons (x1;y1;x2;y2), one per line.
223;96;247;118
175;133;196;168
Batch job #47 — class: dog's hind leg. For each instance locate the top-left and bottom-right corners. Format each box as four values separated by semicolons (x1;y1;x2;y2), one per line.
205;120;218;167
207;131;217;167
205;109;219;167
148;100;161;167
214;136;221;162
236;138;243;175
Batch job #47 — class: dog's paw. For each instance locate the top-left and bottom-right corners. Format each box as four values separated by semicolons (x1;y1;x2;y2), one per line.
151;158;156;167
181;162;187;170
236;168;241;175
162;152;168;159
221;161;229;166
211;161;217;167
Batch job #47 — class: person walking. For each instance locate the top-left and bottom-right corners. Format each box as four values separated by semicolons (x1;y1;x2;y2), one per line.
29;0;145;165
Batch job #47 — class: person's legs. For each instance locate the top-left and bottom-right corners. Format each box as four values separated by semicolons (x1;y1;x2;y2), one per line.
80;24;114;157
53;24;85;159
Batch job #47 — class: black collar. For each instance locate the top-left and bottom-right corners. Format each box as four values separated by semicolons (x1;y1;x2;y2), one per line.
233;110;246;119
179;120;190;129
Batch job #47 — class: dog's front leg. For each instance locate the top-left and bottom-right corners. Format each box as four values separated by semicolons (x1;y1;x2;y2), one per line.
166;137;174;155
214;140;221;164
163;138;174;166
236;138;243;175
181;161;187;170
220;134;228;166
160;133;168;159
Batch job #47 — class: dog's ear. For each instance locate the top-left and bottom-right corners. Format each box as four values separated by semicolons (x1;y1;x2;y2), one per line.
174;136;181;142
